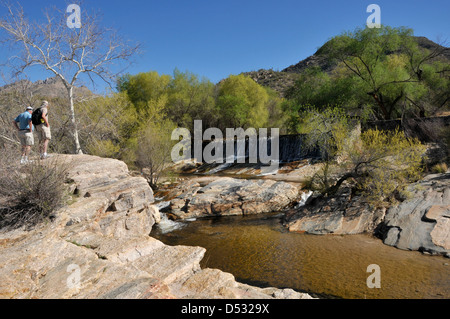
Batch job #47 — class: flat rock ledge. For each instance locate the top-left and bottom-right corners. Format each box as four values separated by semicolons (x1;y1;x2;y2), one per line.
168;177;301;220
284;188;386;235
0;154;313;299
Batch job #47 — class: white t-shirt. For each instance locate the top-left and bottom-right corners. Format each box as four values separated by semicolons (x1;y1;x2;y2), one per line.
40;107;48;125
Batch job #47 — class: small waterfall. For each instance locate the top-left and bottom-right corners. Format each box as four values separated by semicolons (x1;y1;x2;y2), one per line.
155;200;171;211
279;135;306;162
294;191;313;209
157;212;186;234
153;200;185;234
196;134;319;174
204;137;252;174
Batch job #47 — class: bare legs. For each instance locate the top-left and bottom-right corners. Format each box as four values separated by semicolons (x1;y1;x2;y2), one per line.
39;139;49;155
21;145;31;157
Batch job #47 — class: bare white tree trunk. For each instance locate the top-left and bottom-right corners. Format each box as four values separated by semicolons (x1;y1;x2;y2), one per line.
68;86;83;154
0;3;139;155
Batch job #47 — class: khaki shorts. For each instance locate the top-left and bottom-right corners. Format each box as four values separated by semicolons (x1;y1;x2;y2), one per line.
18;130;34;146
36;124;51;141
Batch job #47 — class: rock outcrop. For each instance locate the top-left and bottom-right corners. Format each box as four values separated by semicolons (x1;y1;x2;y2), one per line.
284;188;386;235
284;172;450;257
0;155;313;299
380;173;450;257
168;177;300;220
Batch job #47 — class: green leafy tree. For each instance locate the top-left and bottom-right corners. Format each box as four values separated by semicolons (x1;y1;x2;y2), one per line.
119;71;172;114
118;70;219;131
286;67;351;110
116;71;180;187
167;69;217;130
301;108;426;205
321;26;448;120
285;26;449;123
284;67;357;132
77;92;138;158
350;129;426;203
264;87;289;133
300;107;352;192
216;74;269;129
135;118;177;188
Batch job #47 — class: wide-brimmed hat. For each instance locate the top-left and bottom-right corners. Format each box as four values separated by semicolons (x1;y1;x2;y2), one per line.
26;106;33;111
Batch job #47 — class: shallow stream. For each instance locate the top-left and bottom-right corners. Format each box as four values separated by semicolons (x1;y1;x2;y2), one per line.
151;212;450;299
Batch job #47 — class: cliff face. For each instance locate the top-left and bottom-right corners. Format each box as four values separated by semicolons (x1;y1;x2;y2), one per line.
0;154;312;299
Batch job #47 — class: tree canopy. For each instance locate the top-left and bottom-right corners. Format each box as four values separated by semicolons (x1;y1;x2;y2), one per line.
117;71;283;132
285;26;449;125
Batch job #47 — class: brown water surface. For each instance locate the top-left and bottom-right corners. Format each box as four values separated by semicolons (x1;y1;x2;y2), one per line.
151;213;450;299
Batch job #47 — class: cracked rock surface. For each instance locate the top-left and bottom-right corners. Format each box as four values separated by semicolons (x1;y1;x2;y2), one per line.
381;173;450;257
169;177;300;220
0;155;313;299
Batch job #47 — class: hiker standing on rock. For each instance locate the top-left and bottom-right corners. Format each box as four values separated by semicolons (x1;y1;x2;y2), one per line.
13;106;34;164
33;100;52;159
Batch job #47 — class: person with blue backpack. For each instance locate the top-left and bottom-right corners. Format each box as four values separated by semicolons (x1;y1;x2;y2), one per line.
12;106;34;164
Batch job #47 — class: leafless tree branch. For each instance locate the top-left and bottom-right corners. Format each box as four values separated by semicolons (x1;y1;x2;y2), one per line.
0;1;141;153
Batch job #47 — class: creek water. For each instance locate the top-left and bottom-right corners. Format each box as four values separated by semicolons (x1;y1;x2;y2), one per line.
151;212;450;299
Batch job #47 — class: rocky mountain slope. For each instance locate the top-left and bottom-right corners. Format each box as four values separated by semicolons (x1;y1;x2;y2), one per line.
0;76;94;100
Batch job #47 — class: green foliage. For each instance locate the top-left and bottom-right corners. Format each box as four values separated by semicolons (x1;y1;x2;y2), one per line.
77;92;138;159
326;26;448;119
216;74;269;130
167;69;217;131
86;139;120;159
299;107;353;192
112;70;291;187
118;70;283;132
286;67;354;112
299;107;351;160
285;25;449;123
121;71;172;114
264;86;289;133
135;118;177;187
303;108;426;205
118;70;218;131
348;129;426;204
74;89;179;188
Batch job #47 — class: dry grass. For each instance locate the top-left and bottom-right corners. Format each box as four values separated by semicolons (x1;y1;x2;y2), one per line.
0;148;69;230
431;163;448;174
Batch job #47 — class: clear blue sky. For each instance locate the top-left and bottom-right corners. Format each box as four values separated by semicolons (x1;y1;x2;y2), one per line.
1;0;449;92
